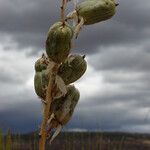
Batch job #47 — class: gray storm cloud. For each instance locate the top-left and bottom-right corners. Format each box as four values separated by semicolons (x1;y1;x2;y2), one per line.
0;0;149;53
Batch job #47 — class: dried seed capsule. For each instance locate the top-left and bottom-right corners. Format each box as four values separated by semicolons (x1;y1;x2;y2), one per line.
58;54;87;85
46;22;73;64
34;54;48;72
50;85;80;124
47;85;80;142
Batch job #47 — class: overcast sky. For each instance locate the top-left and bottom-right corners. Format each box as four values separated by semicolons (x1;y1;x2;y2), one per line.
0;0;150;133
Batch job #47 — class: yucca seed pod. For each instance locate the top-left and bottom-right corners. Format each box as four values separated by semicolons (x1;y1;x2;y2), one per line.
76;0;116;25
58;54;87;85
66;0;117;37
34;68;67;99
34;69;49;99
34;55;48;72
46;22;73;64
47;85;80;143
49;85;80;127
34;72;44;98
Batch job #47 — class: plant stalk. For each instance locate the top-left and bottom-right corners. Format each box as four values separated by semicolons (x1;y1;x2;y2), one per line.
61;0;66;26
39;62;59;150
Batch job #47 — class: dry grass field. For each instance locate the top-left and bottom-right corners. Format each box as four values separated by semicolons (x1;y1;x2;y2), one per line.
1;131;150;150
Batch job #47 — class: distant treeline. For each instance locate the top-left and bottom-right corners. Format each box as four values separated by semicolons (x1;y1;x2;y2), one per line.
0;129;150;150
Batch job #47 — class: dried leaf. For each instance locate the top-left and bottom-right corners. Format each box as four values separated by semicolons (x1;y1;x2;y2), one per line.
55;75;67;97
49;124;62;144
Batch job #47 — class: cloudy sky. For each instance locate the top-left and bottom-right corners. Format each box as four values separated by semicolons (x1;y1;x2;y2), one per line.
0;0;150;133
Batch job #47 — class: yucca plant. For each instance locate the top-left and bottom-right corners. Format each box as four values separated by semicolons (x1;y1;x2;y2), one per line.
34;0;118;149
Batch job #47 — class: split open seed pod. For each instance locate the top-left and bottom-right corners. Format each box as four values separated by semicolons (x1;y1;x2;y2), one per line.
58;54;87;85
46;22;73;64
47;85;80;143
47;85;80;141
50;85;80;125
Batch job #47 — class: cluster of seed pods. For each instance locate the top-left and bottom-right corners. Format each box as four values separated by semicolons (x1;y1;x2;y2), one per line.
34;52;87;142
34;0;118;146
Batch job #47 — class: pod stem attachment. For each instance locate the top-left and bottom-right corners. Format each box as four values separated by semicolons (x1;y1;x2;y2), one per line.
39;62;60;150
61;0;66;26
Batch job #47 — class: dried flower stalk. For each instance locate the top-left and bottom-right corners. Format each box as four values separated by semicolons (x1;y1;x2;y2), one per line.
39;62;59;150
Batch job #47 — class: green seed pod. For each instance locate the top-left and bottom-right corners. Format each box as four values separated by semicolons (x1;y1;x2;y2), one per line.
49;85;80;126
34;55;48;72
34;69;49;99
76;0;116;25
34;68;67;99
34;72;43;98
46;22;73;64
58;54;87;85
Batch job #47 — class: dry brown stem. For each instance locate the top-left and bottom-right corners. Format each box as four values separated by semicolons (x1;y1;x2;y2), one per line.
61;0;66;26
39;62;59;150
